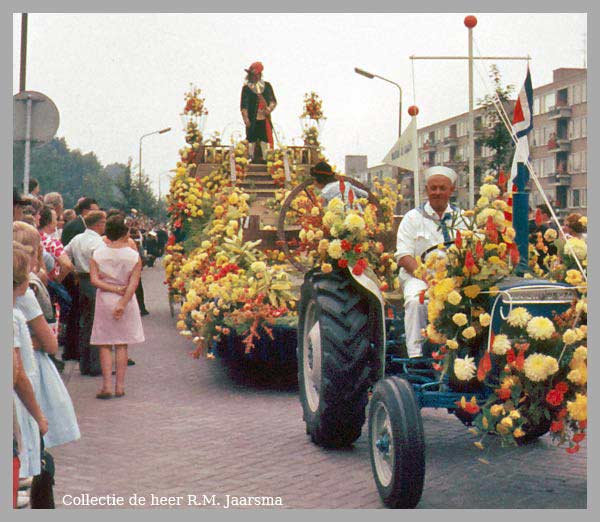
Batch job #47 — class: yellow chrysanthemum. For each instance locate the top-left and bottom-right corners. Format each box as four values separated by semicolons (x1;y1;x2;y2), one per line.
526;316;555;340
321;263;333;274
463;284;481;299
562;329;578;345
327;240;343;259
500;416;513;428
566;393;587;421
447;339;459;350
565;270;584;286
479;313;491;327
452;313;468;327
492;334;511;355
513;428;525;438
344;213;366;232
454;356;476;381
567;366;587;386
523;353;559;382
480;184;500;200
506;306;531;328
476;196;490;208
564;238;587;261
432;278;455;300
490;404;504;416
426;324;447;344
572;345;587;363
447;290;462;306
462;326;477;340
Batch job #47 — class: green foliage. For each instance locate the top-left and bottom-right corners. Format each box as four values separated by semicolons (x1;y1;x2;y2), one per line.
477;65;516;173
13;137;165;220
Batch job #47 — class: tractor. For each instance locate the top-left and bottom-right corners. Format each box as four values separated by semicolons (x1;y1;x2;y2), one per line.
278;171;578;508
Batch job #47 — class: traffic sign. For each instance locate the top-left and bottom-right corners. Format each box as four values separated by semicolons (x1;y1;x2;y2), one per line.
13;90;60;143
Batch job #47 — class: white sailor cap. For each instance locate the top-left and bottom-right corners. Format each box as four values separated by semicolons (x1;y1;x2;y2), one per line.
424;165;458;184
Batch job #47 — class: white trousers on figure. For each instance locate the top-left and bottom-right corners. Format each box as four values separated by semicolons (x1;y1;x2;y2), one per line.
401;275;428;358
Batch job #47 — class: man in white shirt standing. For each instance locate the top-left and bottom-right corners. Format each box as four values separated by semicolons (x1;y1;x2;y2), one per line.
65;211;106;376
395;166;465;359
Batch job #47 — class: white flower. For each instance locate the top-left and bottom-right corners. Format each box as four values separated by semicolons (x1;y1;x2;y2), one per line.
454;356;477;381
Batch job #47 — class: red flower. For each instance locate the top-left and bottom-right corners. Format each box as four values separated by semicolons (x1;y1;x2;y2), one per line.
348;188;355;206
510;243;520;266
338;258;348;269
339;179;346;199
496;388;511;400
419;290;426;304
515;349;525;371
354;244;362;253
579;420;587;430
341;239;352;251
566;444;580;454
352;258;368;276
432;363;443;372
465;250;476;271
546;389;564;407
550;420;564;433
572;433;586;443
486;215;498;243
455;230;462;249
477;351;492;382
506;349;516;365
555;381;569;394
380;282;389;292
498;170;507;189
475;241;484;260
557;408;568;420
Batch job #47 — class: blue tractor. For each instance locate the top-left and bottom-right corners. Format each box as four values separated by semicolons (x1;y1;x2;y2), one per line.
281;172;577;508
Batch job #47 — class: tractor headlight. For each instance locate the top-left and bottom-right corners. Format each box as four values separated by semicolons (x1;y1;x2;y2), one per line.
500;285;577;304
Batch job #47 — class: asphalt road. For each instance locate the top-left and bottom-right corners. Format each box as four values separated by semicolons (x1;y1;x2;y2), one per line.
50;262;587;509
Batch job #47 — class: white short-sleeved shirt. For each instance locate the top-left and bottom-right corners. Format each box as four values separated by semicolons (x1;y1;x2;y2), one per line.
65;228;105;273
395;201;466;281
16;287;43;323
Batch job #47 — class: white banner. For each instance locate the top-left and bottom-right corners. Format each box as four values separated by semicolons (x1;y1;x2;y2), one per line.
382;118;417;170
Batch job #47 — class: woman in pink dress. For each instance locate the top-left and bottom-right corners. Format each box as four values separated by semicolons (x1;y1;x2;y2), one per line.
90;216;144;399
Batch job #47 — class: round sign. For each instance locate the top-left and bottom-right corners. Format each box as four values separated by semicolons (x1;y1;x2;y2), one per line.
13;90;60;143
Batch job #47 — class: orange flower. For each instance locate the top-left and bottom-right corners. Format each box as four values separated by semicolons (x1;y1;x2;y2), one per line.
477;351;492;381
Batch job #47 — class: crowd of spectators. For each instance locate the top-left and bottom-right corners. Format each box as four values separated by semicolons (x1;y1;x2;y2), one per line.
12;179;168;509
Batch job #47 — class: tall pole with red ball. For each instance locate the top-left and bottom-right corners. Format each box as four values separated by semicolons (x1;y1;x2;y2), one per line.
464;15;477;209
408;105;421;206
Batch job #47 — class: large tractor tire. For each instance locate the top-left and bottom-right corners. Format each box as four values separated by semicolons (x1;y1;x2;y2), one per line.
369;376;425;509
298;269;375;448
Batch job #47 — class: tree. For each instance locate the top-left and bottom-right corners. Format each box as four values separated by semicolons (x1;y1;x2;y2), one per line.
477;65;516;174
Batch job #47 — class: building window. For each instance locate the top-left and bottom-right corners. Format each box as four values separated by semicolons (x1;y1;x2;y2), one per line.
582;82;587;103
443;126;450;138
582;118;587;138
544;92;556;112
533;97;541;115
543;157;555;176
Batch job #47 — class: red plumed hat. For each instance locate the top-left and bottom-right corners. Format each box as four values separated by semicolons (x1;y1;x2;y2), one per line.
245;61;264;74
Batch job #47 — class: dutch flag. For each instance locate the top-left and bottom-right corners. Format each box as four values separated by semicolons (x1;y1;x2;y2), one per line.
509;67;534;190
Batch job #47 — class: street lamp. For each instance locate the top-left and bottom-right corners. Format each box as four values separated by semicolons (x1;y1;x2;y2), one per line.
139;127;172;186
354;67;403;136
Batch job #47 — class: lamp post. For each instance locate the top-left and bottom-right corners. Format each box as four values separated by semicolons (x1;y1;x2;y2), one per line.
354;67;403;137
139;127;171;186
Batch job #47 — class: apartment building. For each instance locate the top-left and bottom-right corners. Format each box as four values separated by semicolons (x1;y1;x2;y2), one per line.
401;68;587;216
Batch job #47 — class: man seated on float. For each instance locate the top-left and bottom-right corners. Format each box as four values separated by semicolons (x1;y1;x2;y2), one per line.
310;161;368;206
395;166;466;359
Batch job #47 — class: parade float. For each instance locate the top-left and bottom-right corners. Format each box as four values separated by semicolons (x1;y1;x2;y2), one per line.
164;85;401;369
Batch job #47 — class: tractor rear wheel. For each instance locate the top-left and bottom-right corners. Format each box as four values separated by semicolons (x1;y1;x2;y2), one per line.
298;269;374;448
369;376;425;509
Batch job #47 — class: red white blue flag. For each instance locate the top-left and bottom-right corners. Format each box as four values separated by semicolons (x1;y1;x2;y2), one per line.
509;67;534;189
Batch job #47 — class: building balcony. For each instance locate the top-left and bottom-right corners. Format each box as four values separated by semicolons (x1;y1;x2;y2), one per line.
442;136;458;146
547;138;571;153
547;105;572;120
547;172;571;186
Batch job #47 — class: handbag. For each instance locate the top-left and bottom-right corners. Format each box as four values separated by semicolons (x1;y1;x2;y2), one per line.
30;439;55;509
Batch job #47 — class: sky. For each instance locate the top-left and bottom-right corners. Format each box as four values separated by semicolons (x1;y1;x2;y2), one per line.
12;12;587;196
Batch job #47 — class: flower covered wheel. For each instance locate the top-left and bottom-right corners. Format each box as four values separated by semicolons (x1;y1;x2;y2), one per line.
277;177;380;274
298;268;376;448
368;376;425;509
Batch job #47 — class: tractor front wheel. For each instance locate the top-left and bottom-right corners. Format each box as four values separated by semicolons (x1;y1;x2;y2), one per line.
369;376;425;509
